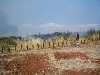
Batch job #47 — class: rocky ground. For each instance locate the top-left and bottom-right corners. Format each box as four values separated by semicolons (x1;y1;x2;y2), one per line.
0;43;100;75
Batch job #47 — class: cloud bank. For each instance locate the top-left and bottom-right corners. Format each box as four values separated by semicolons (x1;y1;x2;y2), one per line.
0;11;18;37
21;23;99;35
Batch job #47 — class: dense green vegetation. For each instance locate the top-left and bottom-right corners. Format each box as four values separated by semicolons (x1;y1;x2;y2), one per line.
0;37;17;53
0;37;17;45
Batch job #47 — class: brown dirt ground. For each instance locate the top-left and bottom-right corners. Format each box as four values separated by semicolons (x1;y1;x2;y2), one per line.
0;43;100;75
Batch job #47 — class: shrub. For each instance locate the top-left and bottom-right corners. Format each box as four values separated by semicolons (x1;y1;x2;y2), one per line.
0;37;17;45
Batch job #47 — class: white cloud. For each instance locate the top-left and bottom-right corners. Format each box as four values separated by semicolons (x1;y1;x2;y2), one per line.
87;23;98;27
38;23;98;33
37;23;70;33
75;23;98;31
19;23;99;35
39;23;70;30
21;23;32;27
77;24;97;28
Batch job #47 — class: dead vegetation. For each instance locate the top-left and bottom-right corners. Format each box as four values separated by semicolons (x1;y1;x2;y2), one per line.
0;30;100;75
0;41;100;75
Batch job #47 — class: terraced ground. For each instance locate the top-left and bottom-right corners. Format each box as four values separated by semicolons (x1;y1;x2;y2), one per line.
0;42;100;75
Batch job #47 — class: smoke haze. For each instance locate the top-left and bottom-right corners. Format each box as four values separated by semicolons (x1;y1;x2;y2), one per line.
0;11;18;37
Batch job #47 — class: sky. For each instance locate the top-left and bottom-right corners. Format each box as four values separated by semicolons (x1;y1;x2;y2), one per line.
0;0;100;37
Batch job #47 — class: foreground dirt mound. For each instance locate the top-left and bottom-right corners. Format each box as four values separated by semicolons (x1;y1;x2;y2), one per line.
0;44;100;75
1;54;57;75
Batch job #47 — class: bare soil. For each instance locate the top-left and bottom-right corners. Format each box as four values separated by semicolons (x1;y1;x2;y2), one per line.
0;43;100;75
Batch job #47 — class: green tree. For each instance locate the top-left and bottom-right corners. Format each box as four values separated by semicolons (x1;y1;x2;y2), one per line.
87;28;95;37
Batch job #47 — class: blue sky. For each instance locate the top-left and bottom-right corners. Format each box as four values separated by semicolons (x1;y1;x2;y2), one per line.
0;0;100;37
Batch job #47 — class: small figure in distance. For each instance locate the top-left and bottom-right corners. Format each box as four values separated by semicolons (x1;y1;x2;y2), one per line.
76;32;80;47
